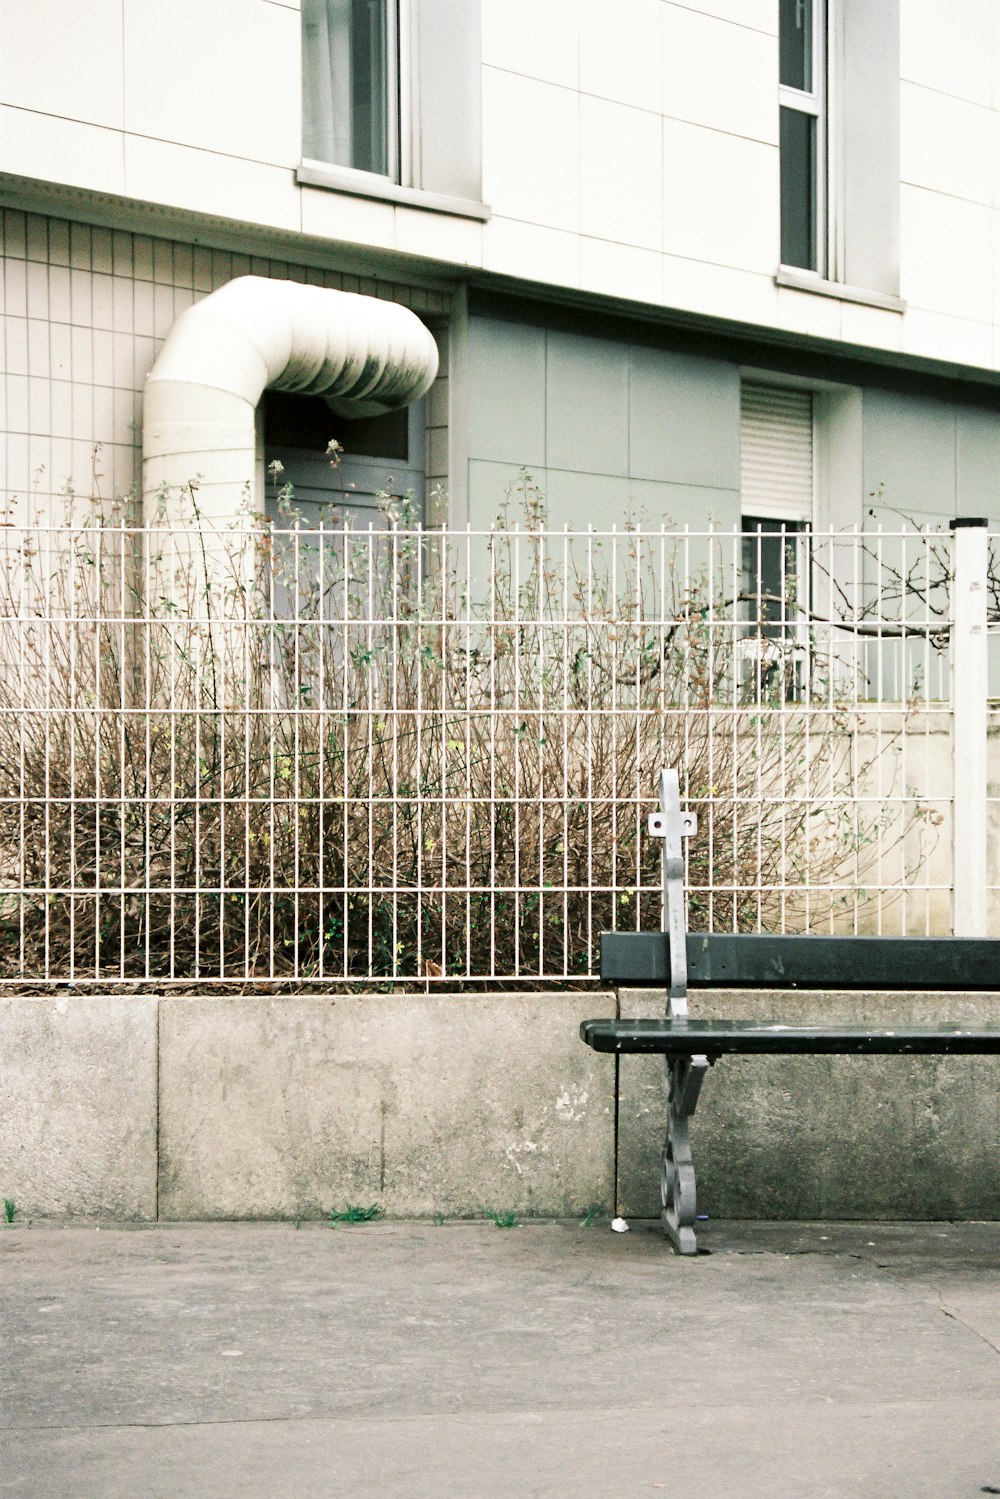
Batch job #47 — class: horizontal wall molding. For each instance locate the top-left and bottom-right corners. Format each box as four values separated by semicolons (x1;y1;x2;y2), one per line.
0;174;460;291
466;281;1000;410
4;173;996;410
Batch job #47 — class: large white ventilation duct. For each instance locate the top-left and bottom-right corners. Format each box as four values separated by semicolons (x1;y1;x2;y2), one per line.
142;276;439;522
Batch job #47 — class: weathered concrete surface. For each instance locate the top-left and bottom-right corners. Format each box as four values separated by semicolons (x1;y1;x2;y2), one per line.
2;1219;999;1498
0;996;157;1220
158;993;613;1220
615;988;1000;1219
6;987;1000;1225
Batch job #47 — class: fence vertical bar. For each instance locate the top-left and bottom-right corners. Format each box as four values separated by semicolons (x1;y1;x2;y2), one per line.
950;517;988;937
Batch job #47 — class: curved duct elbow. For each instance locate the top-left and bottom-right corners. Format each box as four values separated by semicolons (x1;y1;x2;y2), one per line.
142;276;439;521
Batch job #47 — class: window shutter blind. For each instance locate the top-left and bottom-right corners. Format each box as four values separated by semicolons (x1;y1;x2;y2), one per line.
740;385;814;520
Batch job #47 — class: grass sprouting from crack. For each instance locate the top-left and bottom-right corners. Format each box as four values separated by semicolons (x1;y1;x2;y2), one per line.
328;1203;384;1225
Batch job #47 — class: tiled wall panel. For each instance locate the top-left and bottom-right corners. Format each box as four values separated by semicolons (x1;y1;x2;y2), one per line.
463;314;743;532
0;209;449;522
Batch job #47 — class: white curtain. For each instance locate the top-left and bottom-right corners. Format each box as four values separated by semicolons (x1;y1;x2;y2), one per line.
302;0;352;165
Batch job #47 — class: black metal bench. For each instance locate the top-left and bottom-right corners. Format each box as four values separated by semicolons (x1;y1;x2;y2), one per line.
581;769;1000;1255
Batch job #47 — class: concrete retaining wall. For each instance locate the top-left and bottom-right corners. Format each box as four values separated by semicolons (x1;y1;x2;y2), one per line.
0;996;158;1219
1;991;998;1222
157;994;612;1221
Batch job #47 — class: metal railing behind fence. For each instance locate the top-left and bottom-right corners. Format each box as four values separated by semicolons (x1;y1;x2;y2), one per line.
0;517;975;988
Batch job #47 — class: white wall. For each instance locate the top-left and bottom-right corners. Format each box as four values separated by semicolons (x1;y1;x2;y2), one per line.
1;1;999;370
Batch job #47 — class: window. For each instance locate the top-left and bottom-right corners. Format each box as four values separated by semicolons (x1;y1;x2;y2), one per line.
740;519;808;700
740;385;814;697
303;0;399;178
776;1;902;303
263;392;427;627
300;0;485;212
779;0;825;273
263;391;426;525
741;519;806;640
740;385;814;525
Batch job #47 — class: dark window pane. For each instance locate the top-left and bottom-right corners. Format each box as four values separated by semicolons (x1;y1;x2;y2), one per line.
741;519;806;700
779;0;813;91
780;107;816;270
350;0;389;176
264;392;409;461
742;519;804;638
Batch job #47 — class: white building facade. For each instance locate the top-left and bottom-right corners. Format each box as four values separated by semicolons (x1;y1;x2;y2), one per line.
0;0;998;537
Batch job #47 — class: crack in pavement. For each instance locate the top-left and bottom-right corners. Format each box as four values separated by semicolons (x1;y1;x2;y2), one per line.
6;1387;1000;1439
1;1413;337;1435
939;1302;1000;1358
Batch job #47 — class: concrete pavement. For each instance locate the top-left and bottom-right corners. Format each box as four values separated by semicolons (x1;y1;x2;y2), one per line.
2;1218;999;1498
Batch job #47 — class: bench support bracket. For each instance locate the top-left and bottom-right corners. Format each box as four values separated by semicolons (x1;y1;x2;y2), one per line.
661;1054;709;1254
651;769;707;1255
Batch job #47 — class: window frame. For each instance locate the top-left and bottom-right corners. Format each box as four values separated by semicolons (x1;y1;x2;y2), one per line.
738;517;811;701
778;0;904;305
298;0;490;221
739;380;817;696
302;0;404;187
778;0;829;278
264;398;427;526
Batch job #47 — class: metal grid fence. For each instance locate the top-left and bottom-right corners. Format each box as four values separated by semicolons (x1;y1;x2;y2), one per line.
0;516;976;989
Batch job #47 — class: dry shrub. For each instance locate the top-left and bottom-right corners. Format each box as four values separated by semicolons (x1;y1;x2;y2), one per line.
0;486;931;987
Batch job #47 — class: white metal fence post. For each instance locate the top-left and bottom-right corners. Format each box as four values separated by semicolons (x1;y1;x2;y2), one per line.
950;517;989;937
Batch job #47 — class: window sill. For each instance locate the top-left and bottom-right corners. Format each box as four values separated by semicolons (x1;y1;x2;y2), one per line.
776;267;906;314
297;161;491;223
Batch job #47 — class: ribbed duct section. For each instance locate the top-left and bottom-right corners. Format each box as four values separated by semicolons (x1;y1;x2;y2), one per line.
142;276;439;521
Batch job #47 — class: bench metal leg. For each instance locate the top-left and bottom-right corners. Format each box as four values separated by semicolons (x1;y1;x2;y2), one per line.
661;1054;709;1255
651;769;708;1255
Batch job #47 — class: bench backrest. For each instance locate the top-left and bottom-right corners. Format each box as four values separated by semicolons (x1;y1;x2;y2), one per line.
600;769;1000;1000
600;930;1000;990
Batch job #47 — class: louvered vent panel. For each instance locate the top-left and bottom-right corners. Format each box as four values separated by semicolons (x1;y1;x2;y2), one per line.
740;385;813;520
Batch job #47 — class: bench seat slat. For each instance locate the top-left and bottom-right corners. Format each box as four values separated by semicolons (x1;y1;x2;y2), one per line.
601;932;1000;991
581;1017;1000;1056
